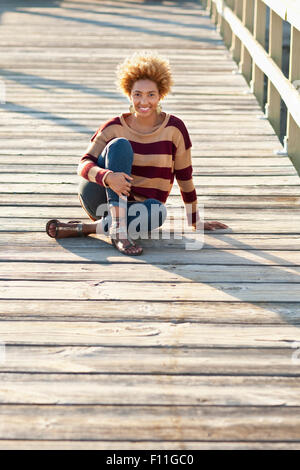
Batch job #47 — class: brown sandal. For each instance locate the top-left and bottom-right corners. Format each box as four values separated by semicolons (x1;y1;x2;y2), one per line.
110;224;143;256
46;219;85;239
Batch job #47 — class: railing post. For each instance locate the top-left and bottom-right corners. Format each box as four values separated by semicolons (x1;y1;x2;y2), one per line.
206;0;212;14
222;0;234;49
251;0;266;109
211;0;218;25
239;0;254;84
230;0;243;64
266;9;282;138
286;26;300;172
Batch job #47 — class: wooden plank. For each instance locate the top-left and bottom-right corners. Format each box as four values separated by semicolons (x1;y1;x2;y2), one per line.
1;165;297;176
0;149;284;157
2;259;300;282
2;232;299;250
1;280;300;302
0;441;299;450
0;113;273;122
0;124;279;135
0;320;299;347
0;405;299;441
1;193;299;208
1;217;300;233
0;374;299;406
1;245;300;265
2;206;300;220
0;345;298;376
0;298;299;324
6;174;300;185
2;184;300;196
0;156;294;167
0;139;282;151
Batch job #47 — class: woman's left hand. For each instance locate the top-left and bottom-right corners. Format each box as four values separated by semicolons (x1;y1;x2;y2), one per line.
192;220;229;231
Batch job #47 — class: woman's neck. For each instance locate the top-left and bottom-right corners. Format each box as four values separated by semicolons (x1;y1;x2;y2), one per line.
127;112;165;133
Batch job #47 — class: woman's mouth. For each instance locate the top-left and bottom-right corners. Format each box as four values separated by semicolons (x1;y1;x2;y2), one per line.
138;107;151;112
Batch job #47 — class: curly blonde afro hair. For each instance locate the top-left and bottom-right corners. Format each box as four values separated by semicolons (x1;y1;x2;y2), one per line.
116;51;173;100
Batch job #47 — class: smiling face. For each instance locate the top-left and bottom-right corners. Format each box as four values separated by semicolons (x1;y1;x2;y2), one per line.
130;79;161;118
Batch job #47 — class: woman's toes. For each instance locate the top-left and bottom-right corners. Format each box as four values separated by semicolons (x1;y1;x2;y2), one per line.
49;223;56;237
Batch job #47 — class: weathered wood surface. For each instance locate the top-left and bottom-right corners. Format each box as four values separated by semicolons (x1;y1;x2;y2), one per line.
1;344;299;375
1;0;300;450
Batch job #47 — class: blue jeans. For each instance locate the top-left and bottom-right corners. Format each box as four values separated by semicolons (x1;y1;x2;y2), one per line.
78;138;167;237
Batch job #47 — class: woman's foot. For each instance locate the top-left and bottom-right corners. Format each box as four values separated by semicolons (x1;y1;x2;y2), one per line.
46;219;85;239
110;222;143;256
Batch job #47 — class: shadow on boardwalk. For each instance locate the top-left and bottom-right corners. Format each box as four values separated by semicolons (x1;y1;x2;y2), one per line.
55;231;300;329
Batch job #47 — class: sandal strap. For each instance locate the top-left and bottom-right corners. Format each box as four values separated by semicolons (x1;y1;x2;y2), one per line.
58;223;83;234
111;236;143;255
109;219;128;238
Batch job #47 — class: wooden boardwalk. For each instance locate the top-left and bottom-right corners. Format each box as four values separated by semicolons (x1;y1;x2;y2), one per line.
1;0;300;449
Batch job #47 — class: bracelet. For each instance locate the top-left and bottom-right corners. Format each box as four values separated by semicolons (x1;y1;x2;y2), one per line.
102;170;113;188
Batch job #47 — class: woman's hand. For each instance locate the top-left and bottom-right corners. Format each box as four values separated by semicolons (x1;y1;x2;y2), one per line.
105;172;133;199
192;220;229;231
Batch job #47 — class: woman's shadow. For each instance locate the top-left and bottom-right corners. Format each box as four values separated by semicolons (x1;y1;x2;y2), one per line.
55;207;300;329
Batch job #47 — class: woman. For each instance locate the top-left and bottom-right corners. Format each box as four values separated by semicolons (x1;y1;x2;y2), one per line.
46;52;228;255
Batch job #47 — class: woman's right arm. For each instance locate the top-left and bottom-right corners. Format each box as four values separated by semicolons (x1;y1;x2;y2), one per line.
77;132;133;197
77;132;113;187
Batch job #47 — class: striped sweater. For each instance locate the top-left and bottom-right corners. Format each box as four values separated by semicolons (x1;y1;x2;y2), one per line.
78;113;199;225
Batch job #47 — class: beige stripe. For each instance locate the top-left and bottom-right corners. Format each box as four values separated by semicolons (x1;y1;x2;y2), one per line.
133;153;172;167
175;178;196;193
132;176;172;192
174;148;192;170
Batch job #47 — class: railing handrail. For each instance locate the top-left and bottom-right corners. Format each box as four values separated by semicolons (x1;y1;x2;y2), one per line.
262;0;300;31
213;0;300;128
204;0;300;173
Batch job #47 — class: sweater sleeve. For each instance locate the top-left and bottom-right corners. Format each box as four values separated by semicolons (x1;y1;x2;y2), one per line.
77;128;112;186
174;128;200;227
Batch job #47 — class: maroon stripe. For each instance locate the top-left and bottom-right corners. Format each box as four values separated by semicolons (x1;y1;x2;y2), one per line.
131;165;172;180
187;211;200;225
95;169;109;186
80;162;95;180
175;165;193;181
91;117;122;141
180;188;197;203
81;153;98;164
130;140;175;155
100;116;122;131
166;115;192;150
131;186;169;203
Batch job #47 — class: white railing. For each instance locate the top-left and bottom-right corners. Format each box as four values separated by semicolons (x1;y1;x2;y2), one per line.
201;0;300;173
